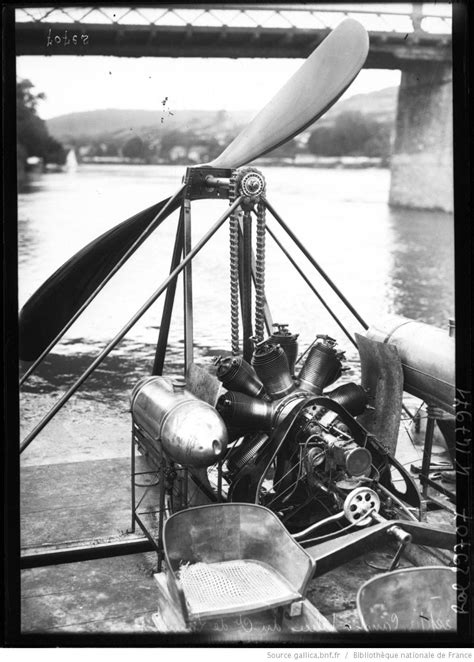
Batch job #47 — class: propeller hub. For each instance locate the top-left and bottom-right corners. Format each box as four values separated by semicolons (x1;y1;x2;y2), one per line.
238;170;265;198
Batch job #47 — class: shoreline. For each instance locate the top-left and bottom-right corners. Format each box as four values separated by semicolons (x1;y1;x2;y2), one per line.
76;156;388;169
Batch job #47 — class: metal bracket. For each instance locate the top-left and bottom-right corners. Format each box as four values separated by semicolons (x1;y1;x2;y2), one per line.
183;166;232;200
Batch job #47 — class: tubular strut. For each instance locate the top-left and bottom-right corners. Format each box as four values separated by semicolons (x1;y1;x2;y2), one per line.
20;179;367;455
20;185;186;386
20;196;243;454
266;224;357;348
264;198;369;331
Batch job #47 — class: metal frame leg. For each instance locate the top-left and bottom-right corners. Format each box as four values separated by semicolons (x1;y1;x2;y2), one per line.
152;209;185;375
420;403;436;500
264;197;368;331
183;198;194;373
130;423;136;533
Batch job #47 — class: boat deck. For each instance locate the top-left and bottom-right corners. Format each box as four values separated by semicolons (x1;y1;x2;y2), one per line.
21;424;455;637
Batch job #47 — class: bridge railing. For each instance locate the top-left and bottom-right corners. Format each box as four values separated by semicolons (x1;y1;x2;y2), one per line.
15;4;451;36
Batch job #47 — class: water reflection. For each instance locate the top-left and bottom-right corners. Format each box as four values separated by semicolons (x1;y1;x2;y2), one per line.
18;165;454;398
387;207;454;326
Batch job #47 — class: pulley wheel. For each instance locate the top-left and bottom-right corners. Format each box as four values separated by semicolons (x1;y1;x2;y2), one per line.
343;486;380;526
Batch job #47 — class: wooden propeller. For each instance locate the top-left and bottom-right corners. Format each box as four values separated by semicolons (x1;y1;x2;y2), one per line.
209;19;369;168
19;19;368;363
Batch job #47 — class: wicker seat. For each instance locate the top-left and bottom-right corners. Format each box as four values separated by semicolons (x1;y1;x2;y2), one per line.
163;503;315;622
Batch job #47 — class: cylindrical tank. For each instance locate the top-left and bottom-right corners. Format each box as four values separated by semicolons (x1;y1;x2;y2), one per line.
269;324;299;375
365;316;455;413
215;355;265;398
251;340;295;400
298;336;343;394
131;376;228;467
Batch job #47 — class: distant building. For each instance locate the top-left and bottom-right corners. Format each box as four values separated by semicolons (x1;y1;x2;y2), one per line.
169;145;187;162
188;144;210;163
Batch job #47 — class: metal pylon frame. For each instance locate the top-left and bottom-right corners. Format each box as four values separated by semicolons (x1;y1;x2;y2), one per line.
20;164;369;567
128;165;371;565
148;165;367;383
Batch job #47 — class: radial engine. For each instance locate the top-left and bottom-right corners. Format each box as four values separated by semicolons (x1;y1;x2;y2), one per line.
131;327;423;542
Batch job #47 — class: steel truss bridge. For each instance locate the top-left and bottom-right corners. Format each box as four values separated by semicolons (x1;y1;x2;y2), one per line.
16;4;451;67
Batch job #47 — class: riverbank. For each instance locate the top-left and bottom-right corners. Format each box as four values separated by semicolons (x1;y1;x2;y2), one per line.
77;155;387;168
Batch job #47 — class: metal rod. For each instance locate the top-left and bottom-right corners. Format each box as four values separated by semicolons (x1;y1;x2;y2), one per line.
420;405;436;500
20;184;186;386
264;198;369;331
183;198;194;372
217;461;223;503
130;423;136;533
157;453;165;572
419;474;456;501
293;510;344;540
152;209;184;375
20;196;243;454
20;537;154;569
240;211;253;362
183;467;188;508
148;4;445;19
266;224;357;348
205;175;230;188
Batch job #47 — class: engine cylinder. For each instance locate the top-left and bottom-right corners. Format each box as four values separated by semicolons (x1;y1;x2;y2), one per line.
216;391;274;430
215;355;265;398
298;336;343;394
325;382;368;417
365;316;455;413
225;432;268;476
131;376;228;467
269;324;299;375
251;340;295;400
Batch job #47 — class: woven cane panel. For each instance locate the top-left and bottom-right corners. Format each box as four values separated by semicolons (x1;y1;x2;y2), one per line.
179;560;298;618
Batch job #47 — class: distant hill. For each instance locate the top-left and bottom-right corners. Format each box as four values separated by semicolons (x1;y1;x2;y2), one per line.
46;86;398;142
47;108;254;142
323;86;398;124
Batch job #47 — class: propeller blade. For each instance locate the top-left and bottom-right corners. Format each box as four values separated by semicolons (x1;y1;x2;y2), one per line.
19;193;183;361
19;19;367;363
209;19;369;169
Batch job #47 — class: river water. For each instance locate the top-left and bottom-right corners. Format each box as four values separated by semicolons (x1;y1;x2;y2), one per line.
18;164;454;406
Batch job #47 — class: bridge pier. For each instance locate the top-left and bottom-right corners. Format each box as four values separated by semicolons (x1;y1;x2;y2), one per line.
389;63;453;213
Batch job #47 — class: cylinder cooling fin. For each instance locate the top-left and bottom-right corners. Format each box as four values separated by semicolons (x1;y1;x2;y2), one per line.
251;340;295;399
129;321;423;535
298;335;344;394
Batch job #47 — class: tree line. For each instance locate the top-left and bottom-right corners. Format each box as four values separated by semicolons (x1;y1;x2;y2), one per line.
17;79;66;177
16;76;393;175
307;111;392;159
83;111;392;163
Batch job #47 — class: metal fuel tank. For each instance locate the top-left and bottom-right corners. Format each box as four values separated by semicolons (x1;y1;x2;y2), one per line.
131;376;228;467
365;316;455;413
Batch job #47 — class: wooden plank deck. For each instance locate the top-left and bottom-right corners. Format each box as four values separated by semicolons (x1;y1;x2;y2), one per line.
20;426;455;637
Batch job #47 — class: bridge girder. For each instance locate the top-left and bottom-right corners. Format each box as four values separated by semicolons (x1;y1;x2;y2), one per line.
16;24;451;68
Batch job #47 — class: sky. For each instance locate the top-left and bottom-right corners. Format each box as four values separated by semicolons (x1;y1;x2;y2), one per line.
16;55;401;120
